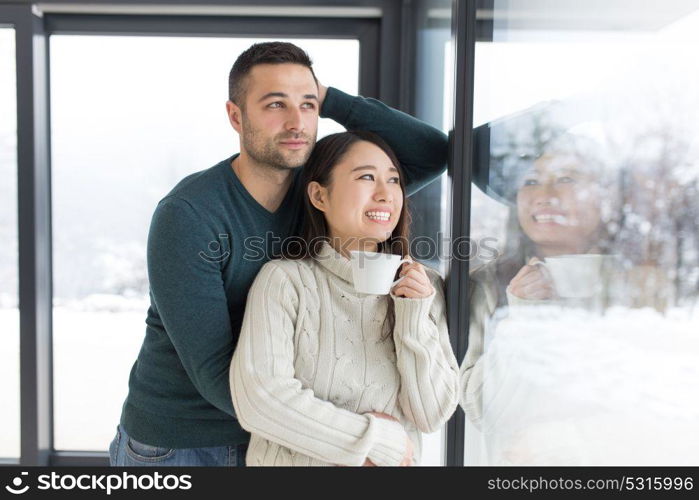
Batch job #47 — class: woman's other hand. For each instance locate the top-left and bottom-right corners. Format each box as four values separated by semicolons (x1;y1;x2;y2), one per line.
391;260;434;299
507;257;556;300
365;411;414;466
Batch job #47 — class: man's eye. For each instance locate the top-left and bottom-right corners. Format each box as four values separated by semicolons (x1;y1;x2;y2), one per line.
301;102;316;109
522;179;539;186
557;176;576;184
268;102;282;108
359;174;375;180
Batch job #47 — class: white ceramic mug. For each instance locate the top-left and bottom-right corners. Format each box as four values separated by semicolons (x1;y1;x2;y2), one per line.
535;254;604;298
349;250;412;295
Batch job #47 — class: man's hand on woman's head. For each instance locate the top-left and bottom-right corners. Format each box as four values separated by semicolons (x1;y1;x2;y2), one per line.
317;83;328;109
391;260;435;299
507;257;557;301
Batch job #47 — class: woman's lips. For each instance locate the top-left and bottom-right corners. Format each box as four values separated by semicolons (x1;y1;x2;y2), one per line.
532;213;568;224
365;210;392;224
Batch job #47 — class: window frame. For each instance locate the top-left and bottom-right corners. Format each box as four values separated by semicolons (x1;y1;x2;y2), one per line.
1;0;430;467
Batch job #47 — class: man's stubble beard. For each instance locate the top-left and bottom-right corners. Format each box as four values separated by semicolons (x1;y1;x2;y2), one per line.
241;114;316;172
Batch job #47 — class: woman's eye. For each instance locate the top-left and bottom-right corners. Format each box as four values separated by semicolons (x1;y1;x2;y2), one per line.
522;179;539;186
557;176;576;184
388;177;400;183
359;174;374;180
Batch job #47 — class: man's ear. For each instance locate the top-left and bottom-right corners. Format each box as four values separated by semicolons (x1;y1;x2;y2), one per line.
307;182;328;212
226;100;243;134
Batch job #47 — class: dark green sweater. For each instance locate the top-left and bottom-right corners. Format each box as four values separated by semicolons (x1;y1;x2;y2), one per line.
120;87;448;448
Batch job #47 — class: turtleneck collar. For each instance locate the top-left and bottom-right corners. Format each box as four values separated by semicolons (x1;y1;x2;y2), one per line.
313;241;354;284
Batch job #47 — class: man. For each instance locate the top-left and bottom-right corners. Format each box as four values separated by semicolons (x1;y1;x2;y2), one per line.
108;42;447;466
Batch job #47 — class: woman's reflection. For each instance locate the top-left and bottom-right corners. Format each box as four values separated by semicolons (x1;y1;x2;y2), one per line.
459;133;615;463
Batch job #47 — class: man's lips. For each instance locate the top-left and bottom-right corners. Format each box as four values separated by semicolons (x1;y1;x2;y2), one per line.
279;140;308;150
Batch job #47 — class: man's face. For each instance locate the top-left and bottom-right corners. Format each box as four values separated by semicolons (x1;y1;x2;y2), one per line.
231;63;319;170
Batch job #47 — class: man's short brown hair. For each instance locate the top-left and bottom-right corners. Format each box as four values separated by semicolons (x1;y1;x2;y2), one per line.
228;42;317;108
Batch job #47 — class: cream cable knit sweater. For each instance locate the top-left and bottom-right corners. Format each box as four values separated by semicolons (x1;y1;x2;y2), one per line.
230;242;459;466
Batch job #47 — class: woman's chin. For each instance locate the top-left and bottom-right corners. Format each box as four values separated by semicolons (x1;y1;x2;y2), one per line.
350;232;392;249
370;231;394;244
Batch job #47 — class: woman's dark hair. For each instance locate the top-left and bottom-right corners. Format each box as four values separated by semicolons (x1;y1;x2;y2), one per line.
288;130;411;259
283;130;412;336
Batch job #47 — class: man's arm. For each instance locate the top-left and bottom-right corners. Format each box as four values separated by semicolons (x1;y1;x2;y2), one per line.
319;86;448;196
147;196;236;417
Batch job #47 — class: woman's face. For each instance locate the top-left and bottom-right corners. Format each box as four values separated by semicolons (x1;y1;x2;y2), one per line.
308;140;404;253
516;154;602;256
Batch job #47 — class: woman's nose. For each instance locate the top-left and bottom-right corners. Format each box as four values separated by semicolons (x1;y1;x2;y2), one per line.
535;182;559;205
374;186;392;203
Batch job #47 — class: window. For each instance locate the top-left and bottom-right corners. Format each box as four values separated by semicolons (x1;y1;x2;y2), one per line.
462;3;699;465
50;35;360;451
411;1;453;466
0;26;19;459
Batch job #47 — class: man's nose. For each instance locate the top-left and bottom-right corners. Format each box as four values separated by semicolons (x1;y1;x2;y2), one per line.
285;107;304;133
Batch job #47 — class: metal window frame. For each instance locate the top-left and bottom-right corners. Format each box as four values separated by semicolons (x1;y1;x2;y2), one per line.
44;14;382;100
1;0;421;467
444;0;475;467
2;0;482;468
48;11;380;468
0;2;54;467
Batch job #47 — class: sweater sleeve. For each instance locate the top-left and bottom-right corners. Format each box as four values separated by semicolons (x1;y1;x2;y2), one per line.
390;269;459;433
320;87;448;196
230;262;409;466
146;197;236;416
459;281;491;429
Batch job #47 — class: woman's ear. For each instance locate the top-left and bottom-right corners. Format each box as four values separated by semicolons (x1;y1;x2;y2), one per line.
307;181;328;212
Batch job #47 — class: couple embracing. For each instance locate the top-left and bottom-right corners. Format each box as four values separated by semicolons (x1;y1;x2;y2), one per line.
109;41;459;467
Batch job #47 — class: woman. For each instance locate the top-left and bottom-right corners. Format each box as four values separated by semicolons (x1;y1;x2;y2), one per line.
460;138;611;427
230;130;459;466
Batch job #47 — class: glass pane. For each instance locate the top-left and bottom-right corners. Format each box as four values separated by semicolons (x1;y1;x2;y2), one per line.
411;0;453;466
462;1;699;465
0;26;19;459
50;35;359;451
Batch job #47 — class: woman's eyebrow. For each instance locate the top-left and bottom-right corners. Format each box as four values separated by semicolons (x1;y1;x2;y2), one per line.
351;165;399;172
550;166;582;176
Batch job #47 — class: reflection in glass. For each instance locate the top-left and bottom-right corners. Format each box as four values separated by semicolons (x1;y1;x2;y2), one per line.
50;36;359;451
462;2;699;465
0;26;19;459
411;0;453;466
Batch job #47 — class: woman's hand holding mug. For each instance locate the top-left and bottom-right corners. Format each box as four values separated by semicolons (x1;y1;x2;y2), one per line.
507;257;557;300
391;259;434;299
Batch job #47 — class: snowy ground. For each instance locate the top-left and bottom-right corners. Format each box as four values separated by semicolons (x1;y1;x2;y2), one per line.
0;308;20;457
469;306;699;465
0;305;445;464
5;303;698;465
0;306;145;456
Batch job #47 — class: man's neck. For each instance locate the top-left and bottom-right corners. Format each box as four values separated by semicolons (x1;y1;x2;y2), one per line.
231;152;295;213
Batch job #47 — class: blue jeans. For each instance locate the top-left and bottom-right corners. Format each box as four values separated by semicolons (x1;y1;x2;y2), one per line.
109;424;248;467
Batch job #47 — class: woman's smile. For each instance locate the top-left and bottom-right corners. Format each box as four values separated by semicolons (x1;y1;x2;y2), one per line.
364;209;393;224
